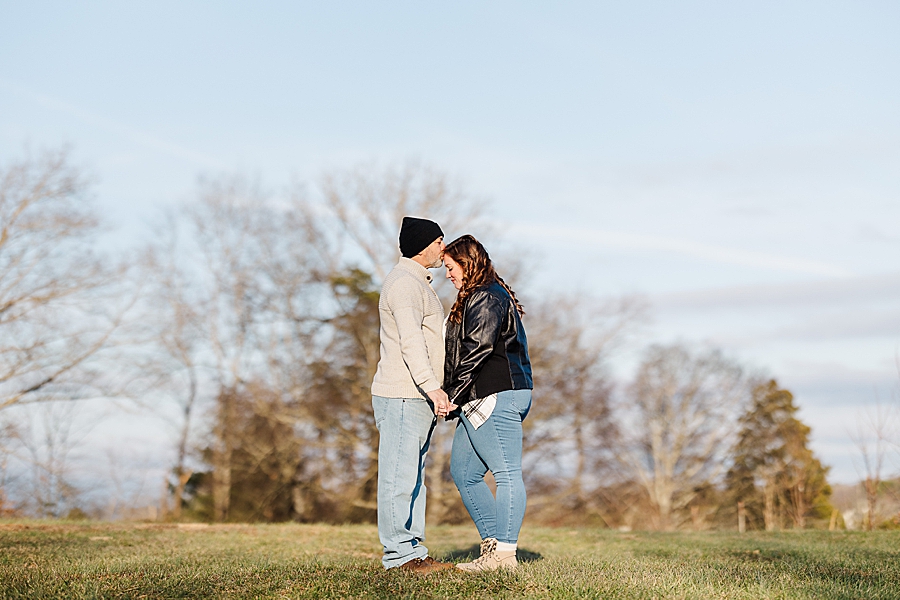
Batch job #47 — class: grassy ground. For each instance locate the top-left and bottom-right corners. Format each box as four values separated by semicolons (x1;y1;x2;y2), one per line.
1;521;898;599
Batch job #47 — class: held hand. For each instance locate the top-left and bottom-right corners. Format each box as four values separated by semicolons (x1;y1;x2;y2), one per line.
426;388;450;417
440;402;460;421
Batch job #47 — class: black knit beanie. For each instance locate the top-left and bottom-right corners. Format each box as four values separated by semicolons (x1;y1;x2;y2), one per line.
399;216;444;258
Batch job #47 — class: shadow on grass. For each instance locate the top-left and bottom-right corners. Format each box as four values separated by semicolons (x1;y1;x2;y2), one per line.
444;544;543;563
727;548;791;562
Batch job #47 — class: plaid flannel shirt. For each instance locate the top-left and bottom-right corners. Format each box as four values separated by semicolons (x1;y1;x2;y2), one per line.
462;392;497;430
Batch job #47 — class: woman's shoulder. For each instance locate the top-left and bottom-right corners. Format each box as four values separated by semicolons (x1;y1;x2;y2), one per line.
466;281;509;308
482;280;510;299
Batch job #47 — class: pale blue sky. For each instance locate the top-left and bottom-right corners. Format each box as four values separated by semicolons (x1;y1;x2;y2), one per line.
2;1;900;483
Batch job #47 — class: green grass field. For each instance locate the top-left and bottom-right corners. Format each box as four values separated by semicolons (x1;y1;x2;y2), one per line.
1;521;898;599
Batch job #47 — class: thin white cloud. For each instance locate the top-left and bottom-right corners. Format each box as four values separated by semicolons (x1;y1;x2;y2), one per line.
0;77;224;170
762;310;900;344
655;272;900;311
512;222;852;277
784;363;898;393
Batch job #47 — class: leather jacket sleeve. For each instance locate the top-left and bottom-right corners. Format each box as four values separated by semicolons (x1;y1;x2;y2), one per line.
444;290;504;407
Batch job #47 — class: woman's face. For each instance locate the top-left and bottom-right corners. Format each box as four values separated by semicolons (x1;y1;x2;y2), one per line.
444;254;464;290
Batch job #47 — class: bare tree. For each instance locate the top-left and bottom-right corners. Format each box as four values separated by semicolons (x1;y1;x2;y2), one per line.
318;160;490;281
134;220;207;520
0;418;19;515
100;447;158;521
178;177;300;520
524;293;645;525
849;398;897;530
142;175;329;522
623;344;746;530
14;401;96;517
0;148;124;412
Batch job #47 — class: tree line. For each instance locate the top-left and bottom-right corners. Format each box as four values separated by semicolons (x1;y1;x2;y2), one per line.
0;146;874;530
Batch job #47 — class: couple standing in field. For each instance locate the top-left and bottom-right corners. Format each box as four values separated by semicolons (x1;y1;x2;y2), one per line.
371;216;533;574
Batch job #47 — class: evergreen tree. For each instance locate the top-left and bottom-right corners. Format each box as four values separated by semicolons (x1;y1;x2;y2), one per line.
726;380;832;529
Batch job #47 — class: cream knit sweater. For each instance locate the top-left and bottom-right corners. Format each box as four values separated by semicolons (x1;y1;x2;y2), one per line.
371;258;445;399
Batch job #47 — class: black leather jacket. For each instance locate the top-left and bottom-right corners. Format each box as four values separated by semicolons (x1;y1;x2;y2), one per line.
444;281;533;408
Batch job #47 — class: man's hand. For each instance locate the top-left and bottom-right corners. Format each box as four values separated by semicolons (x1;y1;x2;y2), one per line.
426;388;451;417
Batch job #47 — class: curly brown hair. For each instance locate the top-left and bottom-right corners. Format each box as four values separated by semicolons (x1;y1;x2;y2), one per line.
443;234;524;323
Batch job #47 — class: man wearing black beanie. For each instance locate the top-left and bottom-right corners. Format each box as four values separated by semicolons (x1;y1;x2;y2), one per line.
399;216;444;260
370;216;454;573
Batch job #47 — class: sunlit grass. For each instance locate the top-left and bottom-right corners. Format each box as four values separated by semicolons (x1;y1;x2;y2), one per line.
1;521;898;599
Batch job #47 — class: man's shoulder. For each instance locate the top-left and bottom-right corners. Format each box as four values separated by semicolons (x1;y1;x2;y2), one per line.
382;265;421;290
381;267;430;305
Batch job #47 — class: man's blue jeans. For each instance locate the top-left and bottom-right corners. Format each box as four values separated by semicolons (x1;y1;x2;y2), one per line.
450;388;532;544
372;395;436;569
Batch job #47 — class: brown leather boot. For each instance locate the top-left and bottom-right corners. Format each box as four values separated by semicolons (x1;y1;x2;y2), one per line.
398;556;454;574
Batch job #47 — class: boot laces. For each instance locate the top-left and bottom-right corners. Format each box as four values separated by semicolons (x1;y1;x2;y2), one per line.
480;538;497;556
472;538;498;565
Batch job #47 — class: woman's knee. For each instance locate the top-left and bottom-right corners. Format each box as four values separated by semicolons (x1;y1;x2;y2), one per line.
451;464;484;488
450;452;473;483
449;459;465;487
490;465;522;487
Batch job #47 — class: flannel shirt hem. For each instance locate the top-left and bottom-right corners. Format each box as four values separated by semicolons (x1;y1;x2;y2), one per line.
462;393;497;430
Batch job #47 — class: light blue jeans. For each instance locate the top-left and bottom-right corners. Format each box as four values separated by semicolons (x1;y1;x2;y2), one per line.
450;388;532;544
372;395;436;569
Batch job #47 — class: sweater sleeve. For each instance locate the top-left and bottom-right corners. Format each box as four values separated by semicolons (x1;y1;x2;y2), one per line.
385;277;441;394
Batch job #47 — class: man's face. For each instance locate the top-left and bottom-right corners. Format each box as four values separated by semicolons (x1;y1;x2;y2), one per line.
420;237;445;269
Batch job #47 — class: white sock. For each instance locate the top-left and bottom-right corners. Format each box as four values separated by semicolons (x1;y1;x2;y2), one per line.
495;541;517;553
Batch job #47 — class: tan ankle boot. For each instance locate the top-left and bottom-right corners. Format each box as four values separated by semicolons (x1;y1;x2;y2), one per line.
456;538;518;571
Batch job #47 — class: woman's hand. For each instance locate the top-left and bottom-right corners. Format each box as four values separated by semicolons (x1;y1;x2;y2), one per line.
441;402;460;420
